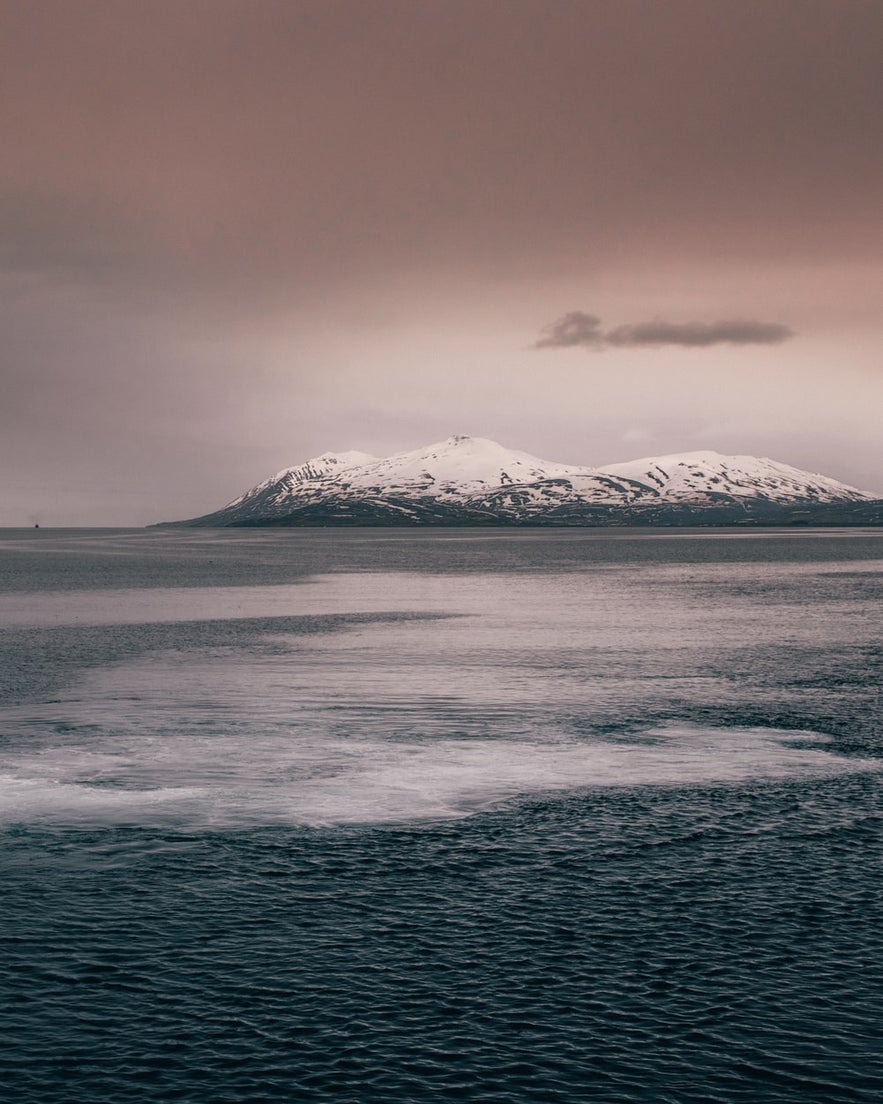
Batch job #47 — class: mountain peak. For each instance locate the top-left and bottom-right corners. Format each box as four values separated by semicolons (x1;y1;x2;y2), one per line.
163;436;878;527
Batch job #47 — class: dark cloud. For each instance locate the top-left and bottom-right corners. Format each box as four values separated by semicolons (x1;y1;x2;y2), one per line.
605;319;794;348
534;314;794;350
533;311;604;349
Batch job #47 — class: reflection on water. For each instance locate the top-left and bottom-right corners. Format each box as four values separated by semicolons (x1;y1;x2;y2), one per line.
0;564;880;828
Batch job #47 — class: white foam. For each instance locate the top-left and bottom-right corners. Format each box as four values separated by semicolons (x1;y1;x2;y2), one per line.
0;719;874;830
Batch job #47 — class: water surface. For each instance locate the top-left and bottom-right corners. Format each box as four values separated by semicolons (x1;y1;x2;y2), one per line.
1;528;881;1101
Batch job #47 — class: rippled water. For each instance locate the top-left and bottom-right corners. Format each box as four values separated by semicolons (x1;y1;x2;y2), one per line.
1;527;881;1102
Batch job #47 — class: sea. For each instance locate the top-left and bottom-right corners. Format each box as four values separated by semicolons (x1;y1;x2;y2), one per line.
1;526;881;1103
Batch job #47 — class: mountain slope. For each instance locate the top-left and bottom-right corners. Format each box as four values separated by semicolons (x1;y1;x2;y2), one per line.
595;451;867;503
160;435;878;527
199;450;377;525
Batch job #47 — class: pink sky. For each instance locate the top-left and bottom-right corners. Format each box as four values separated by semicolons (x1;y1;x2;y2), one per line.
1;0;881;524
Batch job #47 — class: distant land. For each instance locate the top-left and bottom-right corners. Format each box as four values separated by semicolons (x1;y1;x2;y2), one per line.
157;435;883;528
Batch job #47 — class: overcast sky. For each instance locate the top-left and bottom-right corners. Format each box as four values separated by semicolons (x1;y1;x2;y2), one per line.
2;0;881;524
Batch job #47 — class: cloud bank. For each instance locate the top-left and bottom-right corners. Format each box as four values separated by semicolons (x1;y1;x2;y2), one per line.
534;312;793;351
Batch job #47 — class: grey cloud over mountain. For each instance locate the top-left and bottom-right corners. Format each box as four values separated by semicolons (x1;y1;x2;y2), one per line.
534;313;794;351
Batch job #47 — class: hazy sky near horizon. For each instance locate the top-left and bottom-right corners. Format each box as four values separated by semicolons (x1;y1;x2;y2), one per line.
2;0;881;524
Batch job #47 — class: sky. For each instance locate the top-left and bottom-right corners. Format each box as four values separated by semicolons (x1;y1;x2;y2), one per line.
1;0;881;525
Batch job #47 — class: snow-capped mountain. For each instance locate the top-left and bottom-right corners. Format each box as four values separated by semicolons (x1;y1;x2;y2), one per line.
162;435;878;527
223;450;377;522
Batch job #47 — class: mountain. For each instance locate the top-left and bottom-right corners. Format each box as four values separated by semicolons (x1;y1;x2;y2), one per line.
159;435;881;527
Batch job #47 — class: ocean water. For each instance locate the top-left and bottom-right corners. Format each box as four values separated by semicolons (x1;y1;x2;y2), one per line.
1;527;881;1102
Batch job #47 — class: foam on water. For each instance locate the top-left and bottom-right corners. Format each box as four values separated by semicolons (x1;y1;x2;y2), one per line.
0;700;875;829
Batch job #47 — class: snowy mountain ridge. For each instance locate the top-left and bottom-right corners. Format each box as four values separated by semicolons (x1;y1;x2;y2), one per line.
164;435;877;527
226;451;377;509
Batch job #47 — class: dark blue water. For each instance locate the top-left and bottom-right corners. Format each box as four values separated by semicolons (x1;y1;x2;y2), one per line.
1;528;881;1102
